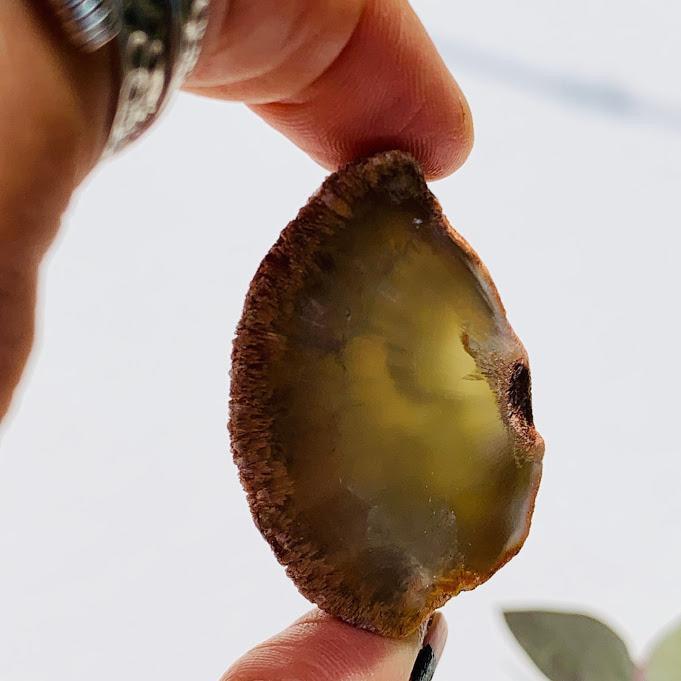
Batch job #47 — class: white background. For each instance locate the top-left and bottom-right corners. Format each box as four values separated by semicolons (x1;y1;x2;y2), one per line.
2;0;681;678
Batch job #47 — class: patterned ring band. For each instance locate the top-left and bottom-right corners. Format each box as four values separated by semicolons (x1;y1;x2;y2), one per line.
47;0;121;52
47;0;211;155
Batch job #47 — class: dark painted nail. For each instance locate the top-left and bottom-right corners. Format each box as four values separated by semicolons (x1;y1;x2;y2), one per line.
410;612;447;680
410;643;437;681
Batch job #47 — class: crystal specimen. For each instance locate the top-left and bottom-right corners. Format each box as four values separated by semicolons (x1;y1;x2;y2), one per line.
230;151;544;637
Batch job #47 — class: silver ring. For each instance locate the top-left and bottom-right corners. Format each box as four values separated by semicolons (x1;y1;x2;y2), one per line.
47;0;121;52
105;0;211;155
47;0;211;155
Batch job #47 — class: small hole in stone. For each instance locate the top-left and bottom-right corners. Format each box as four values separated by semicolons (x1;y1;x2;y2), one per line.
508;362;534;426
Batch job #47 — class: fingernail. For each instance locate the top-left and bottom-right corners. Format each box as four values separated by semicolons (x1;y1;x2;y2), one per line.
410;612;447;681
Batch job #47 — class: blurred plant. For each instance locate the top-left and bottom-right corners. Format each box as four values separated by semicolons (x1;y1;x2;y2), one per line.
504;610;681;681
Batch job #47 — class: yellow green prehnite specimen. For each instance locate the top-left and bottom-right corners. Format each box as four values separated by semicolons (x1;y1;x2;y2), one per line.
230;151;544;638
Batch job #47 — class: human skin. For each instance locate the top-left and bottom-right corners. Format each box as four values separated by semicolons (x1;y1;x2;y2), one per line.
0;1;473;677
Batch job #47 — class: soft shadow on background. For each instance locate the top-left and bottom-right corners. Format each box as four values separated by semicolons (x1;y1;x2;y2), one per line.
1;1;679;679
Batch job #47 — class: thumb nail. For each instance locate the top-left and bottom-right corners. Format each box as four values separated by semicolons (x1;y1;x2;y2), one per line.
410;612;448;681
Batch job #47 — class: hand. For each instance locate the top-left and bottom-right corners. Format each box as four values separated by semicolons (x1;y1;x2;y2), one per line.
0;1;472;677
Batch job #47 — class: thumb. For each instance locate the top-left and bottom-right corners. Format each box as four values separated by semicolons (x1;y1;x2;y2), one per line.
221;609;447;681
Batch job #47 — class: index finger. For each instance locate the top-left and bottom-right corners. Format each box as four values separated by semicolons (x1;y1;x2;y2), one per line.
187;0;473;179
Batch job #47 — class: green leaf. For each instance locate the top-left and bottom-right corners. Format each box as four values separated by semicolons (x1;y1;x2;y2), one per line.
647;618;681;681
504;610;635;681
